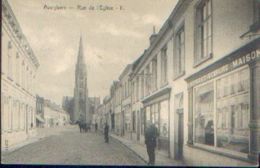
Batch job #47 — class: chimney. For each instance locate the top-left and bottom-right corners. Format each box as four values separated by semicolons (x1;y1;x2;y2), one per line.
149;26;157;45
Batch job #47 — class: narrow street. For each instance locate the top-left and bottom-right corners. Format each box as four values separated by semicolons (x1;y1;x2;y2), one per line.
2;126;145;165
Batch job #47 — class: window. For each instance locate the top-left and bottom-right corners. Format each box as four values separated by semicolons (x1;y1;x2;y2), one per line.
146;106;151;123
2;95;9;131
2;33;8;74
132;81;135;102
8;41;13;79
145;65;151;96
141;71;144;98
136;77;139;101
195;0;212;65
141;109;145;135
20;104;25;130
8;97;12;131
194;82;214;146
253;0;260;24
161;47;168;85
21;61;25;87
152;58;158;91
174;27;185;78
175;93;184;114
160;100;169;138
132;111;136;132
216;68;249;153
16;53;20;84
193;67;250;154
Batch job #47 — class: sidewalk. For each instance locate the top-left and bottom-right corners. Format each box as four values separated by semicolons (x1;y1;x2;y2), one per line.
110;133;185;166
2;125;76;155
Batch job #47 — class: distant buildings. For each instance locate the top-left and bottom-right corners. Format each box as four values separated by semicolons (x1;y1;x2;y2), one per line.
1;0;40;151
36;95;70;128
89;97;101;124
62;96;74;122
96;0;260;166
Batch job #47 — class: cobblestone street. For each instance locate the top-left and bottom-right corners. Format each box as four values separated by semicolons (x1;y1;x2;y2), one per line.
2;126;145;165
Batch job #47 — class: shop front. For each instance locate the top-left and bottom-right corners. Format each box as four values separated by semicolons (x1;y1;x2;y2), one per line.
142;87;171;156
185;40;260;162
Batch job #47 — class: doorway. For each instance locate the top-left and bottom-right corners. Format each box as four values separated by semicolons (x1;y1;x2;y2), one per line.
176;110;184;159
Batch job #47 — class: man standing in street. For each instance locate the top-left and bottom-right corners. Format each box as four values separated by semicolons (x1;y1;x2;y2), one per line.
95;122;98;132
145;120;158;165
104;122;109;143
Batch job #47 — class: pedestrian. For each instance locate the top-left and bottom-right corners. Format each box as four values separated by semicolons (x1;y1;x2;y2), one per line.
95;122;98;132
104;122;109;143
145;120;158;165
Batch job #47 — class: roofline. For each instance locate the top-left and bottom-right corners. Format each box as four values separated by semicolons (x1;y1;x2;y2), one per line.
132;0;189;76
118;64;133;80
2;0;40;68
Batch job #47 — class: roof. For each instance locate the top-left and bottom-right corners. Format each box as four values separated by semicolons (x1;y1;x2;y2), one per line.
2;0;40;68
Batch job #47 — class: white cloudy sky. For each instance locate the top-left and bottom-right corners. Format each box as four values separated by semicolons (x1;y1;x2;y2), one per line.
8;0;178;105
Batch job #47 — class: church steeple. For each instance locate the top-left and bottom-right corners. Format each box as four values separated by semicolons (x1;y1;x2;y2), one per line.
73;35;90;123
77;35;85;64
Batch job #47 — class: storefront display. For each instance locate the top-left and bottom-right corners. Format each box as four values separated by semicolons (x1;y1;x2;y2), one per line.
193;67;250;153
194;82;214;145
216;68;249;153
160;100;169;138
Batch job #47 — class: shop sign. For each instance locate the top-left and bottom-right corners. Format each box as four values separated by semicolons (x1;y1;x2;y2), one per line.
188;49;260;88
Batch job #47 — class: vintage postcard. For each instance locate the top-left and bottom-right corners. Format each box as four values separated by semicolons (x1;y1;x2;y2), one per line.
1;0;260;167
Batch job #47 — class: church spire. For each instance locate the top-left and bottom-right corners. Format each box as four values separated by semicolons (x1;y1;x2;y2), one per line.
77;35;84;64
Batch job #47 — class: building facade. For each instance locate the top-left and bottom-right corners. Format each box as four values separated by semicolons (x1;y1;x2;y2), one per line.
119;64;133;139
36;95;45;127
99;0;260;166
73;37;90;123
1;0;40;151
62;96;74;122
88;97;101;125
43;99;70;127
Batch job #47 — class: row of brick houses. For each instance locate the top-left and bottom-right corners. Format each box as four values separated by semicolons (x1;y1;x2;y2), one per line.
1;0;40;151
95;0;260;166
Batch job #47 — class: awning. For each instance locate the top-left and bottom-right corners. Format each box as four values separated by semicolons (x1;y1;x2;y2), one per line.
36;115;45;123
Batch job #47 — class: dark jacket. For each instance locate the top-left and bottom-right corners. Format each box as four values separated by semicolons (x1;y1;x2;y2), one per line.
104;124;109;135
145;124;158;147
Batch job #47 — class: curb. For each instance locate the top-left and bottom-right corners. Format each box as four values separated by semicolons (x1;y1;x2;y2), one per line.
109;134;148;165
2;137;40;155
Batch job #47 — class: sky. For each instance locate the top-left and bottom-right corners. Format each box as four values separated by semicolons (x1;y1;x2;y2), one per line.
8;0;178;105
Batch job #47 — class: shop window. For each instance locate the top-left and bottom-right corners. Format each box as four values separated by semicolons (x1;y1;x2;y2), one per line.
154;104;159;128
216;68;249;153
194;0;212;66
160;100;169;138
132;111;136;132
3;95;9;131
194;82;214;146
146;106;151;124
141;109;145;135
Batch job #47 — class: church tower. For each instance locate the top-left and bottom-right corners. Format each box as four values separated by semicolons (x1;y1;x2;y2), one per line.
73;36;90;123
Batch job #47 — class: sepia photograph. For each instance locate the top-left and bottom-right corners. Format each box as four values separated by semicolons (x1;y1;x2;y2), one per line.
1;0;260;167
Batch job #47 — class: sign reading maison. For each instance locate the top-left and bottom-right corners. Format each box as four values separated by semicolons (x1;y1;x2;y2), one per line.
188;49;260;88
